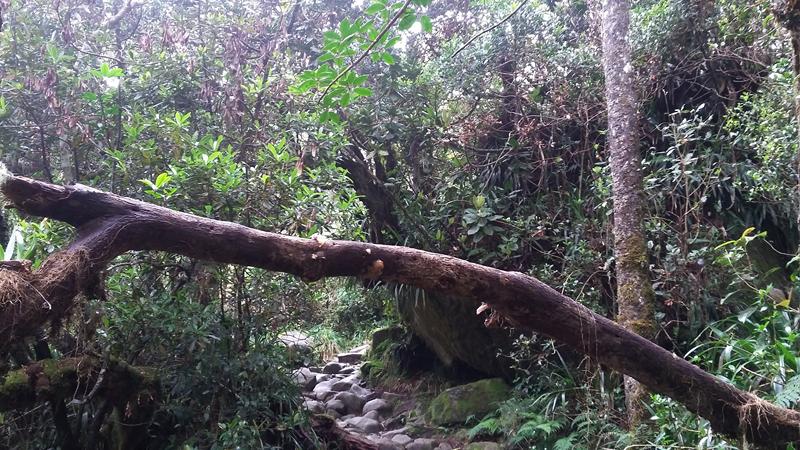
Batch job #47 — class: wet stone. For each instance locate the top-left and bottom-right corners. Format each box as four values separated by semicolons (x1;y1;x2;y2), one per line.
344;416;381;433
323;362;342;374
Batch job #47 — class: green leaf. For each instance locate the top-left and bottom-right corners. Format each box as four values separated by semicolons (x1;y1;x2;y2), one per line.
319;110;341;123
398;12;416;30
420;15;432;32
339;18;351;36
365;2;385;14
317;52;335;63
381;53;395;65
323;30;340;42
776;375;800;407
353;87;373;97
155;172;172;188
291;79;317;94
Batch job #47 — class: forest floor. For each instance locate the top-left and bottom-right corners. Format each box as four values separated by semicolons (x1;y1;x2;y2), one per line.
294;345;475;450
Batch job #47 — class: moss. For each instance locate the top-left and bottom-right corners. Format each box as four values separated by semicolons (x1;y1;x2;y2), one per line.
427;378;510;426
0;368;33;410
463;443;502;450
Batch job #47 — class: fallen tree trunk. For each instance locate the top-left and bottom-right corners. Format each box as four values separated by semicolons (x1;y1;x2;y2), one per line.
1;172;798;446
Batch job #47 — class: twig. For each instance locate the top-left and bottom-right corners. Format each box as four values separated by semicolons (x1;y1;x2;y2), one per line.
102;0;144;29
451;0;530;59
317;0;413;104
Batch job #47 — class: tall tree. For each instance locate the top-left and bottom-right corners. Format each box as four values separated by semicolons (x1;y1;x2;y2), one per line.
600;0;657;428
774;1;800;226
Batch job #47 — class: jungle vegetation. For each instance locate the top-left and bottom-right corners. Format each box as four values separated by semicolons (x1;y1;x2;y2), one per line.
2;0;800;448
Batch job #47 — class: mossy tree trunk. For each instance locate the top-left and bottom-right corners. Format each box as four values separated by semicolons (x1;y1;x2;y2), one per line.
600;0;657;428
774;0;800;227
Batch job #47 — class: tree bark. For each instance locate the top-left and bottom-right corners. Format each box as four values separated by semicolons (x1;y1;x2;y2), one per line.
600;0;657;428
0;173;799;445
774;0;800;229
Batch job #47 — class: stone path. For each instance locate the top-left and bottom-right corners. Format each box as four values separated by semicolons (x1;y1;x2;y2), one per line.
294;345;453;450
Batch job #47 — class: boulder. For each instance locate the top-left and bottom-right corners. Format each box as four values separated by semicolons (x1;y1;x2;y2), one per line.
363;398;391;415
381;427;408;438
363;410;380;421
407;438;436;450
462;443;501;450
293;367;317;391
339;366;356;374
370;326;404;354
390;434;413;446
333;391;365;415
427;378;510;425
376;438;403;450
351;344;370;354
331;379;353;392
337;352;364;364
396;291;513;377
278;331;314;366
323;362;342;374
344;416;381;433
349;383;372;399
312;380;336;401
435;444;454;450
315;374;331;384
325;399;347;415
302;399;325;414
341;373;361;384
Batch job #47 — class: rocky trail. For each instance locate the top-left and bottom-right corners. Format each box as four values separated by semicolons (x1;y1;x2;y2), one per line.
291;342;504;450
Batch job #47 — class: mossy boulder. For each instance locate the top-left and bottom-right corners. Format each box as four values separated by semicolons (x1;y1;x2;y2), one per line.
397;290;513;378
370;325;404;356
463;443;502;450
427;378;511;425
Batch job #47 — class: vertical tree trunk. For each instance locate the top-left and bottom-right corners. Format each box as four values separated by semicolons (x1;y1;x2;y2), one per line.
775;0;800;227
59;140;76;185
600;0;657;428
790;29;800;226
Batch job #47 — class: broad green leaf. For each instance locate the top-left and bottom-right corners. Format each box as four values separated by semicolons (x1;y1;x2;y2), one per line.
398;12;416;30
365;2;385;14
381;53;395;65
420;15;432;32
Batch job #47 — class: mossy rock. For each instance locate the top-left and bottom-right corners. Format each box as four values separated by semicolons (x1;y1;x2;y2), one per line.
370;325;404;356
396;290;513;378
427;378;510;425
463;443;502;450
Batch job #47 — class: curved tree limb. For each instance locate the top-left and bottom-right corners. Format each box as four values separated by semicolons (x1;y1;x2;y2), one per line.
0;172;799;445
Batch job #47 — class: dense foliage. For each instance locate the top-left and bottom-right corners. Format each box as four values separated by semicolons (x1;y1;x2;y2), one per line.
2;0;800;447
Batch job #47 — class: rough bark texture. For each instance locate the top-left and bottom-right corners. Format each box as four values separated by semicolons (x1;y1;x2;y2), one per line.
775;0;800;226
1;174;800;445
600;0;657;427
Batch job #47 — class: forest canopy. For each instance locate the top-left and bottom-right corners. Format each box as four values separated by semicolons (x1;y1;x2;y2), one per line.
2;0;800;448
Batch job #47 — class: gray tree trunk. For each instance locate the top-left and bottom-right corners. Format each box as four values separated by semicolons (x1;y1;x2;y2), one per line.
600;0;657;428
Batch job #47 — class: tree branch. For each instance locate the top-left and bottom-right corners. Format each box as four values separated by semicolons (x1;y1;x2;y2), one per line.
317;0;412;103
0;172;799;445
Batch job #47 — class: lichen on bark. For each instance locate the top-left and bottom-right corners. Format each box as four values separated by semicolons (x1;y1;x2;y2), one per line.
600;0;657;429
